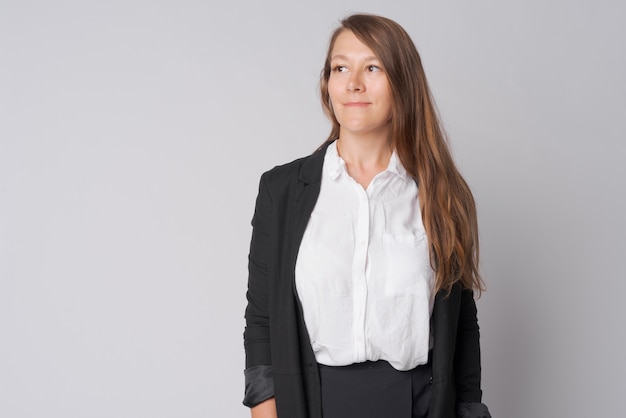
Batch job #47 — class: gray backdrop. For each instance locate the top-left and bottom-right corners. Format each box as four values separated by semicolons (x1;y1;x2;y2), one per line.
1;0;624;417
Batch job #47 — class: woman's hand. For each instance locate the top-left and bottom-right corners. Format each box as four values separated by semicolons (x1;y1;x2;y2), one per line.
250;397;277;418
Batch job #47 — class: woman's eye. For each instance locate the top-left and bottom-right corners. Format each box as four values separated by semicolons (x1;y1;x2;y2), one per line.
367;65;381;72
332;65;348;73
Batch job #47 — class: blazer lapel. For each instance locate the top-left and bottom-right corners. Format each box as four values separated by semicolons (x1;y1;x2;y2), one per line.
288;141;332;268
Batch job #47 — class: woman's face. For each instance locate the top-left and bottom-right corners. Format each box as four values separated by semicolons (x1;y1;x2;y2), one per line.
327;30;393;139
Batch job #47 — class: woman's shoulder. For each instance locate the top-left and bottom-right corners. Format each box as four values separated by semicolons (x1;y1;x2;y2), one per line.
260;141;331;188
263;154;311;180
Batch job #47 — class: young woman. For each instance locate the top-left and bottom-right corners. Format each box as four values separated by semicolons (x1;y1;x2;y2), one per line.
243;14;491;418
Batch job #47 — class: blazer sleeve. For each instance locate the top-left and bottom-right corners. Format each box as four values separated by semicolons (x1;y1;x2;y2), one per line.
454;288;492;417
242;173;275;407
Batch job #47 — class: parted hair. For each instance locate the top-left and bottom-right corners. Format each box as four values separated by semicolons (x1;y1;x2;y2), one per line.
319;14;485;294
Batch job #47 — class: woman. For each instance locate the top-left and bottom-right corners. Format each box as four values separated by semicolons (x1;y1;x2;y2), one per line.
243;14;491;418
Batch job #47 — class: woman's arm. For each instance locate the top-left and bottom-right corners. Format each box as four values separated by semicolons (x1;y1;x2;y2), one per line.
454;288;482;401
250;398;277;418
243;174;276;409
454;288;491;417
245;174;273;367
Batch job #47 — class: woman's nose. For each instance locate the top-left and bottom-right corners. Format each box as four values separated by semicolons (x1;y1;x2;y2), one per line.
347;72;364;92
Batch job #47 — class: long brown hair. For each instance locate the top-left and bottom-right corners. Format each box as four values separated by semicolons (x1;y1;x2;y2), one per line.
320;14;485;294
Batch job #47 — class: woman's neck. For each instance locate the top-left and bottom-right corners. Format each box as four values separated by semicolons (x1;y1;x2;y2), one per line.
336;133;393;189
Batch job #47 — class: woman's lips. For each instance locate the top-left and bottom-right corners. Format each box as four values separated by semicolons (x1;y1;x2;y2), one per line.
343;102;371;108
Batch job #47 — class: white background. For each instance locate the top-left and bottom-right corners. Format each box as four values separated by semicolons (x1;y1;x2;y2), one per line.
1;1;625;417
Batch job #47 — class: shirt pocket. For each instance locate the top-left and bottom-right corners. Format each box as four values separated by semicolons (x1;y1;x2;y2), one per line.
382;232;431;295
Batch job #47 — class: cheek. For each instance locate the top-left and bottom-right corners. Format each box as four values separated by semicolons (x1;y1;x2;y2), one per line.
374;81;392;100
377;85;393;113
327;78;341;101
326;86;342;116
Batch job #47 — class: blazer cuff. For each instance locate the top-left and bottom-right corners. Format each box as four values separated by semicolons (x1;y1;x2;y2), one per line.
242;365;275;408
457;402;492;418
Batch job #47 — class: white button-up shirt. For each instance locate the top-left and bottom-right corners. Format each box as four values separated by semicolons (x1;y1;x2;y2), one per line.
295;141;435;371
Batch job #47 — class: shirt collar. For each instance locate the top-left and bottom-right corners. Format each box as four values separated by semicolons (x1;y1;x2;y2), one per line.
324;140;411;182
386;148;410;182
324;141;346;180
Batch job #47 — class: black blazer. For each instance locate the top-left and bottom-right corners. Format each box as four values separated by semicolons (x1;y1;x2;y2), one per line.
244;141;490;418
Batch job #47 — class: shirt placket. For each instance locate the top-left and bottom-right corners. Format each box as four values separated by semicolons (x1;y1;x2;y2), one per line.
351;182;370;362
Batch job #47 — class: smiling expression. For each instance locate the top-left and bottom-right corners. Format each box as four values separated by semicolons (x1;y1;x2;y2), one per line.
327;30;393;140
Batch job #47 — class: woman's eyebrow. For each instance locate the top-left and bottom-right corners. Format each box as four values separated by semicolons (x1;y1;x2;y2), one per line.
330;54;379;62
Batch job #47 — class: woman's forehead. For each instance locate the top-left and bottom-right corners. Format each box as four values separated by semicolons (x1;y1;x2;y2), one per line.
330;31;378;61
